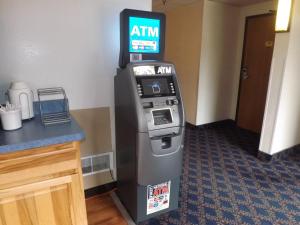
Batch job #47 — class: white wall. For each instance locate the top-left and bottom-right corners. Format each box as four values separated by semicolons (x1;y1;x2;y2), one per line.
0;0;151;182
0;0;151;110
259;33;289;154
196;0;240;125
263;0;300;154
195;1;276;126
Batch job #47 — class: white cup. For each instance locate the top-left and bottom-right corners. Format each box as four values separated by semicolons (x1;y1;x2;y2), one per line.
0;108;22;131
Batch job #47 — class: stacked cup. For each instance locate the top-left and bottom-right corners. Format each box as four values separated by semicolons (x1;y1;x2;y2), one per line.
0;103;22;131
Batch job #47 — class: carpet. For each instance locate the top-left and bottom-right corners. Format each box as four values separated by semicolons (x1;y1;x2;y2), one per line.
140;121;300;225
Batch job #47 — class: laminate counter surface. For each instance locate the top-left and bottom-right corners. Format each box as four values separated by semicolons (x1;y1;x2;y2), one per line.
0;116;85;153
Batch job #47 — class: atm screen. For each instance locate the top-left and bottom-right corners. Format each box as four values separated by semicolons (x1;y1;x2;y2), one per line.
136;76;176;98
141;78;170;96
129;17;160;54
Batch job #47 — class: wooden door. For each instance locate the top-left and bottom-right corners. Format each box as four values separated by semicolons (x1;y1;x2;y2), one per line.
237;14;276;133
0;175;86;225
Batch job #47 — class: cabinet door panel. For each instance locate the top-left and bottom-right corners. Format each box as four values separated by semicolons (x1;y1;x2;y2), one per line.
51;184;73;225
17;195;39;225
0;176;75;225
1;201;22;225
70;173;87;224
35;190;57;225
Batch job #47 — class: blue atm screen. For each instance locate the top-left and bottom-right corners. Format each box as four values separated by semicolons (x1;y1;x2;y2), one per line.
129;17;160;54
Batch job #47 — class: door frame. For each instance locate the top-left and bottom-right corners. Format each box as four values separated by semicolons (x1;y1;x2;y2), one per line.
235;12;276;125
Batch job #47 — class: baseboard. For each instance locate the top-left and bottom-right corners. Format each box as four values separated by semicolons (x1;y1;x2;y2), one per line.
186;119;235;128
84;181;117;198
257;151;273;162
257;145;300;162
110;192;136;225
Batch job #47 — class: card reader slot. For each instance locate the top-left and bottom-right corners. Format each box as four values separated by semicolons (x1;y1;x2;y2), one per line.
142;102;153;109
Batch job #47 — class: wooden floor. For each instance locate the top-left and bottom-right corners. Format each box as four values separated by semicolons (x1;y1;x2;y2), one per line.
86;192;128;225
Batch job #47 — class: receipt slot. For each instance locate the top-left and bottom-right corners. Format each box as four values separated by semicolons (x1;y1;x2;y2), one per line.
115;62;185;223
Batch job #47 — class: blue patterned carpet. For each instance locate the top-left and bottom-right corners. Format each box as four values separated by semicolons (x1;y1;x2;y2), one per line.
141;121;300;225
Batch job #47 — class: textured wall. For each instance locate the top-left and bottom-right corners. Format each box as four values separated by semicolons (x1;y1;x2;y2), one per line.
154;1;204;124
196;0;240;125
0;0;151;188
0;0;151;110
71;107;113;189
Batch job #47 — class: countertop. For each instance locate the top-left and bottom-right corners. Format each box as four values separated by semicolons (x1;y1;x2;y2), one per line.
0;115;85;154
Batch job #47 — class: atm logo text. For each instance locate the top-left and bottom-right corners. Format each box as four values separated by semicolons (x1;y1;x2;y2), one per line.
130;26;159;38
156;66;172;74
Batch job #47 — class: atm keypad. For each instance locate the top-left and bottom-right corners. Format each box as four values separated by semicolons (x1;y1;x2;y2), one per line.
152;109;173;125
155;117;170;125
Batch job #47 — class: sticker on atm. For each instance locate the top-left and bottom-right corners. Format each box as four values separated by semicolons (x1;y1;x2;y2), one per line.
146;181;171;215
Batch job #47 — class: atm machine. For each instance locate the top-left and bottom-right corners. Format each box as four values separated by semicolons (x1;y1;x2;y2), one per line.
115;9;185;223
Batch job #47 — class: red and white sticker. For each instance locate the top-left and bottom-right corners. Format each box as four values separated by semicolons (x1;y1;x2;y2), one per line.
146;181;171;215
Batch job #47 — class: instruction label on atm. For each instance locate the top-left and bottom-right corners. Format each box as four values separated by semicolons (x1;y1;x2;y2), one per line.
146;181;171;215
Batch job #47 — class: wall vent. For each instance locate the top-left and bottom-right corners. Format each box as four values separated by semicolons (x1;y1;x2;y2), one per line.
81;152;113;177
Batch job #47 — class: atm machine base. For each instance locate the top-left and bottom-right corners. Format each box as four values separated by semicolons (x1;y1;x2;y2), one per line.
116;177;180;223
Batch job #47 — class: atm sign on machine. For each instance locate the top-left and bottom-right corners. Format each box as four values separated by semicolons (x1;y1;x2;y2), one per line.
133;65;173;76
156;66;172;74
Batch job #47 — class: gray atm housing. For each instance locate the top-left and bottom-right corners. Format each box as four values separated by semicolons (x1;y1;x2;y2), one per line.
115;61;185;223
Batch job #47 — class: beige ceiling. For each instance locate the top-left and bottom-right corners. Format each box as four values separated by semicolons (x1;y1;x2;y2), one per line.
153;0;272;9
153;0;201;10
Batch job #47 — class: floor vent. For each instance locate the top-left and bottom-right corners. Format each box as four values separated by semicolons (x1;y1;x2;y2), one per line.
81;152;113;176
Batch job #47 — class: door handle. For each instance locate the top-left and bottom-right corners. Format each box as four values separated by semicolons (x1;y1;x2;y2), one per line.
241;67;248;80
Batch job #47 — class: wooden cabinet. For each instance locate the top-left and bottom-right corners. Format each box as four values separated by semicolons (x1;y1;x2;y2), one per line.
0;142;88;225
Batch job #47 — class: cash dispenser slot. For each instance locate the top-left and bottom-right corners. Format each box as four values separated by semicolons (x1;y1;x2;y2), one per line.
149;130;182;156
152;109;173;125
151;132;177;149
161;136;171;149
